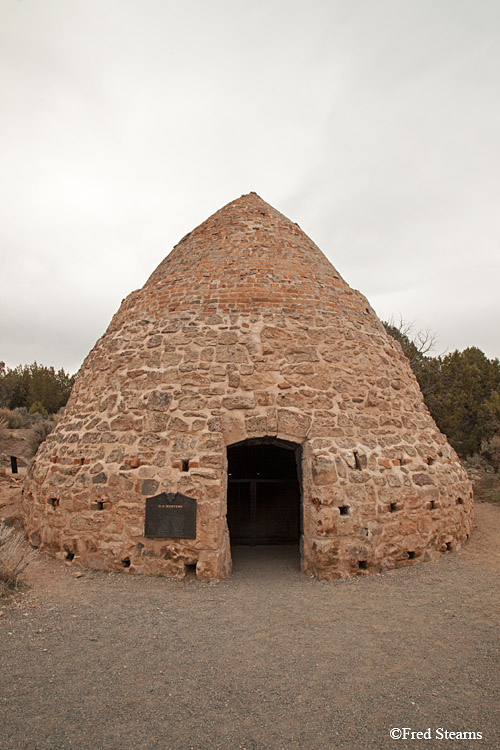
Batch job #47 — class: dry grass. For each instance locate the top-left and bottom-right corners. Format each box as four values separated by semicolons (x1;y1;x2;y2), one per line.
0;415;8;441
0;523;39;596
474;473;500;505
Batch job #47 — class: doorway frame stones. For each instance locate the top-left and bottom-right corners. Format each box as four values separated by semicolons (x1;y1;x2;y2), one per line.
225;435;303;550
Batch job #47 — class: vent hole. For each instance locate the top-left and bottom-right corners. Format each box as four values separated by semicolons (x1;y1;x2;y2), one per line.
353;451;362;470
97;501;104;510
80;458;85;465
407;550;416;559
358;560;367;570
49;498;59;508
181;460;190;472
445;542;452;552
64;550;74;561
389;502;398;513
122;557;131;568
429;500;437;510
338;505;350;516
184;563;197;579
456;497;464;505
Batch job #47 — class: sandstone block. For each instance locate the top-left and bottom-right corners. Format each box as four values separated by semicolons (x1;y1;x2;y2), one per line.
216;345;248;363
277;409;311;439
145;390;172;411
222;396;255;410
220;414;246;445
285;346;319;363
412;473;435;486
140;479;159;496
312;455;338;485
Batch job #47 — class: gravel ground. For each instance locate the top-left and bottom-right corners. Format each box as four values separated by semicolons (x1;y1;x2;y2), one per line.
1;503;499;750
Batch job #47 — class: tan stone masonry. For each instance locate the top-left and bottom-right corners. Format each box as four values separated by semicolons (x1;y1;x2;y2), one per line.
21;193;473;580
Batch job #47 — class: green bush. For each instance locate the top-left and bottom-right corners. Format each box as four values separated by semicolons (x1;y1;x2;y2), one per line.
29;401;48;416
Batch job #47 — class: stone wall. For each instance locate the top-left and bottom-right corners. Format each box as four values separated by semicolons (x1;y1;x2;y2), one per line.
21;194;473;580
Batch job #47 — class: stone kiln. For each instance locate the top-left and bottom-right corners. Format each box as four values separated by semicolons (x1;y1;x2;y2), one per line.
22;193;473;580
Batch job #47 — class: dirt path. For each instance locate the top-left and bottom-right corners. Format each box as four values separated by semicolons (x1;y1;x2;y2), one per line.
1;502;499;750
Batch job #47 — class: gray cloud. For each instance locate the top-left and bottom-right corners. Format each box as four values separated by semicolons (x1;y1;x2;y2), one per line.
1;0;499;373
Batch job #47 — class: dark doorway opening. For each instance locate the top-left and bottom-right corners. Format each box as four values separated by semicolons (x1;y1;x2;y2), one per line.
227;439;301;546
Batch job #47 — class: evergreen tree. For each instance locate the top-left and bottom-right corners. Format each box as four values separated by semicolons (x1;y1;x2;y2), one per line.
0;361;75;414
384;323;500;458
426;348;500;456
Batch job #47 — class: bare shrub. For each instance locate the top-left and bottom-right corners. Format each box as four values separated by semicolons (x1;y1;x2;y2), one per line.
13;407;32;428
0;408;23;429
480;434;500;472
0;524;39;596
28;416;56;457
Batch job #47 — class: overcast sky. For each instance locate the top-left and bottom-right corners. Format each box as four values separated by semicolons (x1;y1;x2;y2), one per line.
1;0;499;374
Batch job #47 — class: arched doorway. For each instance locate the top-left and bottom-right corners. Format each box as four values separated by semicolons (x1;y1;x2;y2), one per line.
226;438;302;546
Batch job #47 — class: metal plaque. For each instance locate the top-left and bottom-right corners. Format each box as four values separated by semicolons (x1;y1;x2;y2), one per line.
144;493;197;539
